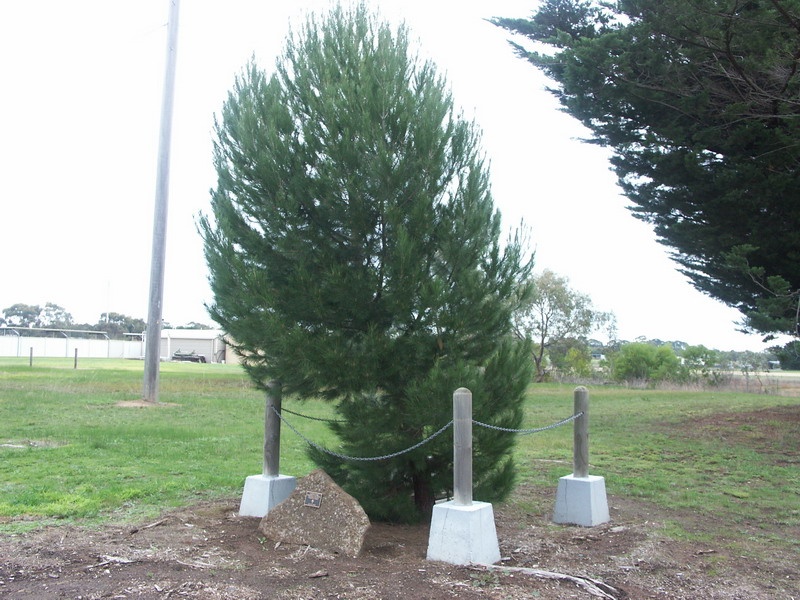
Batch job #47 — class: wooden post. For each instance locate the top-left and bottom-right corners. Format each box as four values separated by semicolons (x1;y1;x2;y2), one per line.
264;380;282;477
74;348;78;369
29;347;33;367
553;386;608;526
453;387;473;506
573;386;590;478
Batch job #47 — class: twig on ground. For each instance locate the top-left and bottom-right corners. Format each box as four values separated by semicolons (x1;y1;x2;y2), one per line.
308;569;329;578
85;555;135;570
175;559;215;569
472;563;621;599
129;518;168;535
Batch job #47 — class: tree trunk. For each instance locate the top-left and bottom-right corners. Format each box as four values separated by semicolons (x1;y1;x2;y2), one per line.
413;473;435;520
533;353;546;382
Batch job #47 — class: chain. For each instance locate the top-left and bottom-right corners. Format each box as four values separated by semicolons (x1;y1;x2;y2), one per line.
273;406;453;462
472;412;583;435
280;406;345;423
274;407;582;462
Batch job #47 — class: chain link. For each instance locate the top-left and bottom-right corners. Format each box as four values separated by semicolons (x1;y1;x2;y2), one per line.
280;406;346;423
273;406;453;462
274;407;583;461
472;411;583;435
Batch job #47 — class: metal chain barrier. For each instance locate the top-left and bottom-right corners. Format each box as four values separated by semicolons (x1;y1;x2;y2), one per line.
280;406;346;423
472;411;583;435
273;406;453;462
274;405;582;462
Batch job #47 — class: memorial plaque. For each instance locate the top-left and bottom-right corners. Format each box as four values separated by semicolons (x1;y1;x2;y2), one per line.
259;469;370;557
304;491;322;508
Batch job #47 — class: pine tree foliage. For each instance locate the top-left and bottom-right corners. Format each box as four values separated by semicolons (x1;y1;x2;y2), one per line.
200;4;534;522
494;0;800;339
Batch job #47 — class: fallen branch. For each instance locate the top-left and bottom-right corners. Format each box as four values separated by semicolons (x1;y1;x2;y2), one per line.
308;570;329;578
85;555;135;570
472;564;620;599
175;558;215;569
129;518;168;535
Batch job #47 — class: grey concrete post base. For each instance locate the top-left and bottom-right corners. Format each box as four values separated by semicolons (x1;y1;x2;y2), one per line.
238;474;297;517
426;500;501;565
553;474;610;527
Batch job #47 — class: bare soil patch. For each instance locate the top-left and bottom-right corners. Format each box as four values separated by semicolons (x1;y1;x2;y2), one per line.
2;488;797;599
680;404;800;461
2;405;799;599
115;401;179;408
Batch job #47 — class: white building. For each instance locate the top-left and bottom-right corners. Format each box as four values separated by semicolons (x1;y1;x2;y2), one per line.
0;327;237;364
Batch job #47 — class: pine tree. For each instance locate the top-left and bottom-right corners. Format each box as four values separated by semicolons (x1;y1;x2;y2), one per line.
200;3;534;522
494;0;800;339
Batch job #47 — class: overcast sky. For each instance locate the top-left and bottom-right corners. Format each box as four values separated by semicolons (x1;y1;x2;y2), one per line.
0;0;773;351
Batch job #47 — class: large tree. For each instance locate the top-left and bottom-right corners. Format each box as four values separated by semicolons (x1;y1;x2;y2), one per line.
96;312;147;339
512;269;613;381
494;0;800;339
39;302;73;328
200;4;534;522
2;303;43;328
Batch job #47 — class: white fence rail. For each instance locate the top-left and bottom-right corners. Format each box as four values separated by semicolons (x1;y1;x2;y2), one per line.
0;335;142;359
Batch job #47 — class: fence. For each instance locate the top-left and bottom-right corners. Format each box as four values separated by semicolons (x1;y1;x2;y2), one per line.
0;329;231;363
0;332;138;359
262;382;589;505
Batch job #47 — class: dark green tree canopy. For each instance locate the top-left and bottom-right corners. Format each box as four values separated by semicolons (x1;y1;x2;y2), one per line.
494;0;800;339
96;312;148;338
2;303;45;328
2;302;73;328
201;4;533;521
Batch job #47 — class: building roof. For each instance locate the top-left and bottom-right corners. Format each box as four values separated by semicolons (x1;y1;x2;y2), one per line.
160;329;225;340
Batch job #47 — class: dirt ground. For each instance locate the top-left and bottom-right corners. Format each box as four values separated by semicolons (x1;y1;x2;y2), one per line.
1;407;798;600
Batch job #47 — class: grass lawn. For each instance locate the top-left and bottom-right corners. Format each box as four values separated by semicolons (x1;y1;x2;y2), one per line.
0;358;329;531
516;384;800;545
1;358;798;548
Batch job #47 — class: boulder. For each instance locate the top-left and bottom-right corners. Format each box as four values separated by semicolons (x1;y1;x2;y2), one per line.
258;469;370;558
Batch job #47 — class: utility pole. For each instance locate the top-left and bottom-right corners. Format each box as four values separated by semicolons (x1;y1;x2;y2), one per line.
143;0;180;402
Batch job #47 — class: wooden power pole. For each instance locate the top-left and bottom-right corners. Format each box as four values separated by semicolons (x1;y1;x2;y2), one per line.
143;0;180;403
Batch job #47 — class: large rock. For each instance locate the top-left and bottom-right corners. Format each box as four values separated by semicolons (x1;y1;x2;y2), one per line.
258;469;370;558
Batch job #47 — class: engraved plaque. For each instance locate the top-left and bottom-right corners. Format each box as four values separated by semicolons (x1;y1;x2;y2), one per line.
304;491;322;508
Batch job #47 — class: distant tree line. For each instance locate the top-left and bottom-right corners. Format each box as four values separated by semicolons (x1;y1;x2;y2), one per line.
566;339;780;386
0;303;212;339
506;272;786;382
